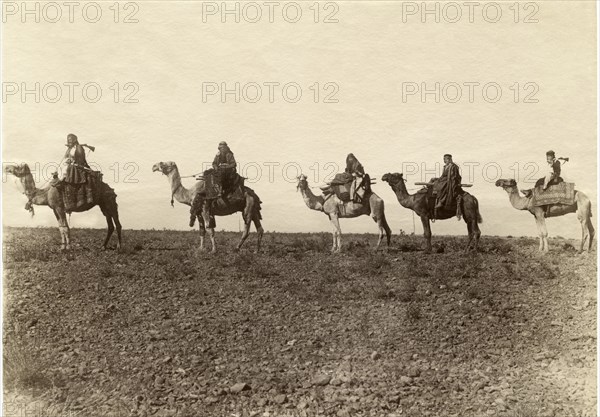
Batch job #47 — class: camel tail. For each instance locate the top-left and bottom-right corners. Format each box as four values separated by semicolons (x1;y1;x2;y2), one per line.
246;187;262;220
99;183;118;217
466;193;483;223
475;198;483;224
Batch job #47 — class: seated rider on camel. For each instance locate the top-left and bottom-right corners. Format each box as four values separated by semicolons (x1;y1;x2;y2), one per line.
345;153;365;200
540;150;564;189
522;150;568;196
433;154;462;216
188;141;238;227
52;133;94;187
212;141;237;198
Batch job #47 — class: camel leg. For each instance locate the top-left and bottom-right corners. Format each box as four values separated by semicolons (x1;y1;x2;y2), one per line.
114;214;122;250
420;216;432;253
375;220;384;250
52;210;65;249
237;221;251;251
374;213;392;250
102;216;115;250
586;217;595;251
207;228;216;254
577;201;594;252
237;198;255;251
330;215;342;253
202;205;216;254
197;215;206;251
472;219;481;252
253;217;264;253
465;221;473;252
55;208;71;250
534;213;549;252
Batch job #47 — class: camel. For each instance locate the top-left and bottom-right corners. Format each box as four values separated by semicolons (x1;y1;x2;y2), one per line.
495;179;594;252
381;173;482;252
296;174;391;252
152;161;264;253
4;163;122;250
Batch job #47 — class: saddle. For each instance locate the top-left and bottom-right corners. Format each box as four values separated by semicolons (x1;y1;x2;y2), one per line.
521;181;575;207
321;174;371;203
418;180;464;220
52;169;104;212
202;168;245;200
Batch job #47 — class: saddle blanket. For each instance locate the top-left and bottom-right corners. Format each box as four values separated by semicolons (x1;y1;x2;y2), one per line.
63;171;103;212
530;182;575;207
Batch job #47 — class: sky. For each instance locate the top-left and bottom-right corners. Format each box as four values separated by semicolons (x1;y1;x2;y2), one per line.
2;1;597;239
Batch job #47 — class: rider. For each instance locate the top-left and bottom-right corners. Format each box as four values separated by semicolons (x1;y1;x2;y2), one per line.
212;141;237;197
434;154;462;210
345;153;365;201
55;133;91;185
542;150;562;190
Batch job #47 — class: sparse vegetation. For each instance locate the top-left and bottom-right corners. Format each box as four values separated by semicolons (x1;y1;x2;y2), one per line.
2;227;596;417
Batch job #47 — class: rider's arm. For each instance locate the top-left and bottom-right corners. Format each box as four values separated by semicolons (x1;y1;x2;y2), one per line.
222;153;237;169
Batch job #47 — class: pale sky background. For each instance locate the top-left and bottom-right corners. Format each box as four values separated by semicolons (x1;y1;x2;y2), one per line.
2;1;597;239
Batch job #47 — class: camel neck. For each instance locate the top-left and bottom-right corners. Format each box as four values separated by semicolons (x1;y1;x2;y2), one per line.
508;187;531;210
391;179;414;208
18;173;48;205
300;185;325;212
167;170;192;204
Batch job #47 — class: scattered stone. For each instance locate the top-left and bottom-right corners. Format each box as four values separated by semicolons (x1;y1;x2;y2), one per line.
330;378;343;386
230;382;251;393
256;398;268;407
399;376;413;386
313;374;331;386
274;394;287;404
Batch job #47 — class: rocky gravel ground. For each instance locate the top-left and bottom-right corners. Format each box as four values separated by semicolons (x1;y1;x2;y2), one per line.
2;228;596;417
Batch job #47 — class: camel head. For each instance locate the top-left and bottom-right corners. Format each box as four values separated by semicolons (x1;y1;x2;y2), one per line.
296;174;309;191
495;178;518;191
4;163;31;178
152;161;178;176
381;172;404;187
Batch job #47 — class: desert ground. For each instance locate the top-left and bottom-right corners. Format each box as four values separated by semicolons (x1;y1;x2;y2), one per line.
2;227;597;417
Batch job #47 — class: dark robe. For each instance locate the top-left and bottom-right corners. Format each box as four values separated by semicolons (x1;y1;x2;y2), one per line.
331;153;364;185
435;162;462;208
64;144;90;184
211;149;237;191
345;153;365;176
212;149;236;170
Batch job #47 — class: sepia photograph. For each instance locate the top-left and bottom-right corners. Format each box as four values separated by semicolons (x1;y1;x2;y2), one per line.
1;1;598;416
